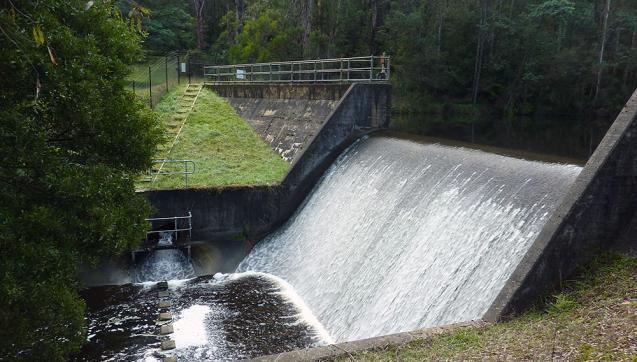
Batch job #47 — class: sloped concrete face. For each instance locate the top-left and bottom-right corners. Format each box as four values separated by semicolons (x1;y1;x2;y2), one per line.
211;84;350;163
226;98;339;162
485;89;637;321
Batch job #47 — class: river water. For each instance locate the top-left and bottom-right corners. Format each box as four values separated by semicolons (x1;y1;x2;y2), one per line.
77;135;581;360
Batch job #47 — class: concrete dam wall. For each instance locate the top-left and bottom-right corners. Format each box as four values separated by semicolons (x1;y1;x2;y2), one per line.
142;83;392;242
247;89;637;361
485;88;637;320
137;82;637;360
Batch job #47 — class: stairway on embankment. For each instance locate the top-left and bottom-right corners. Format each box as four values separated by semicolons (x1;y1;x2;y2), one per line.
151;84;203;180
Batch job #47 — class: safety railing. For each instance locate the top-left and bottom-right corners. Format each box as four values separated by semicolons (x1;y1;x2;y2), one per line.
147;159;196;187
146;211;192;242
203;55;390;84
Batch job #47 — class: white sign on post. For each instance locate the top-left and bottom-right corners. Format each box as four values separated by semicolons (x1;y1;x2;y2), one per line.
236;69;246;80
180;63;187;73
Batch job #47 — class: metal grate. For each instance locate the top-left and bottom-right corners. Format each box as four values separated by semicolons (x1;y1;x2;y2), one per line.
145;211;192;242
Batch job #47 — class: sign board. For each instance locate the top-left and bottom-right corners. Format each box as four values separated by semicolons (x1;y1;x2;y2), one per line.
180;62;187;73
236;69;246;80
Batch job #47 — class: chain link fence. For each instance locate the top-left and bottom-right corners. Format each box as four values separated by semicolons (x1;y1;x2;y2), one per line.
129;52;207;109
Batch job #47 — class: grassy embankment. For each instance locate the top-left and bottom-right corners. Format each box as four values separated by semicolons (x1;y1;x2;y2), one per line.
335;253;637;361
138;85;289;189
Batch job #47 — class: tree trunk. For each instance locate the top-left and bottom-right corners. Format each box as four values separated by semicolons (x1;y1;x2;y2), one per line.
472;0;488;104
301;0;314;57
594;0;611;102
623;22;636;86
437;0;445;54
370;0;379;55
192;0;206;50
234;0;243;23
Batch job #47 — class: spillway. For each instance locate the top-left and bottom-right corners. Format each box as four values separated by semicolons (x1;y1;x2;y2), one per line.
238;136;582;342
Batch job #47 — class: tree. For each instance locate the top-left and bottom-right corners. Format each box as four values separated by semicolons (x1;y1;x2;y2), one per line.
0;1;161;360
193;0;206;50
227;9;302;63
472;0;489;104
595;0;611;101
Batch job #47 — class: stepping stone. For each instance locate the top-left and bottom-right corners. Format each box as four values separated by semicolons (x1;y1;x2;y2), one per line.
158;300;172;308
163;356;177;362
159;312;172;321
161;340;176;350
160;324;174;335
157;281;168;290
158;291;169;298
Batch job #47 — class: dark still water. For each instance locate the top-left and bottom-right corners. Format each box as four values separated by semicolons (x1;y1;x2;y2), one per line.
391;113;611;160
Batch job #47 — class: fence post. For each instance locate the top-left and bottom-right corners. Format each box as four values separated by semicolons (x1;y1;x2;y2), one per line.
174;217;177;239
370;56;374;81
132;81;135;94
185;160;189;187
188;58;192;84
165;56;168;91
148;66;153;109
177;55;181;85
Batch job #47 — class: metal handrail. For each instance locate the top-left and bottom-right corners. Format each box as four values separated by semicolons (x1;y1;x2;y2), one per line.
203;55;391;84
147;159;195;187
146;211;192;242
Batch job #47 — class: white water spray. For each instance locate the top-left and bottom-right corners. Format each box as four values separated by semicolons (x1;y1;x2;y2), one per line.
238;136;581;342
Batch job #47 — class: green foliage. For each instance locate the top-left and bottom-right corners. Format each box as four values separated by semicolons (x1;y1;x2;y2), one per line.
0;0;162;360
117;0;195;52
548;293;580;314
227;9;302;63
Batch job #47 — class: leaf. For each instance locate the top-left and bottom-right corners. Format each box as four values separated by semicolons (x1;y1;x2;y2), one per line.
9;6;16;23
137;6;151;16
47;45;58;65
32;25;44;47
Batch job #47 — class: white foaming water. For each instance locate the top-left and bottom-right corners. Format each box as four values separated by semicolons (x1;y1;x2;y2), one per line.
172;305;213;348
134;233;195;282
237;136;582;342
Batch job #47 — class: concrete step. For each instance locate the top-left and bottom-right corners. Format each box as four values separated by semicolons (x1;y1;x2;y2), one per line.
161;340;176;350
160;324;174;335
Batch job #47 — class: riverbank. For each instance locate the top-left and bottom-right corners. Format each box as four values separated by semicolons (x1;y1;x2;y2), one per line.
331;253;637;361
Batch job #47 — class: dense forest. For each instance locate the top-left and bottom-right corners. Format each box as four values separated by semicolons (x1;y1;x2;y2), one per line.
125;0;637;124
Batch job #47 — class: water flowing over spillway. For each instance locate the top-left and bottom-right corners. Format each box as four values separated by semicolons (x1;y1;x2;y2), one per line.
78;135;583;360
134;233;196;283
238;136;582;342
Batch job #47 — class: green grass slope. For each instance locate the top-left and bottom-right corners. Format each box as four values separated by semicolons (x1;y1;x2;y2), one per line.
334;253;637;361
140;86;289;189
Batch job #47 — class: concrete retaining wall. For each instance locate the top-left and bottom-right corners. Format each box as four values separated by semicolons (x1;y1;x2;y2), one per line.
140;83;391;243
246;321;486;362
485;89;637;320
